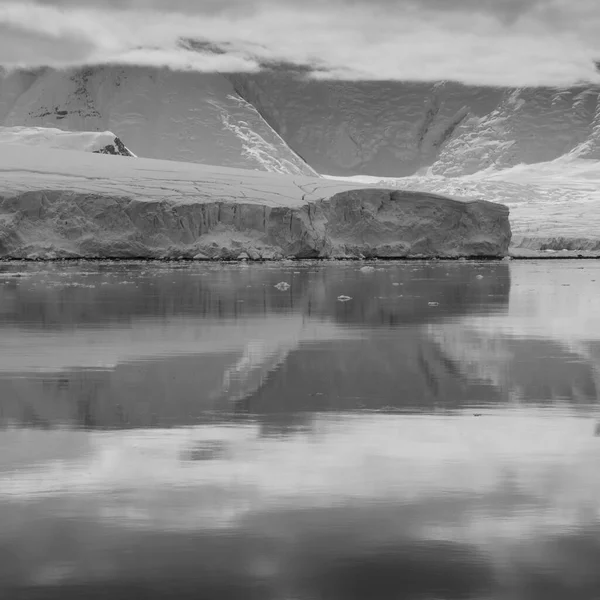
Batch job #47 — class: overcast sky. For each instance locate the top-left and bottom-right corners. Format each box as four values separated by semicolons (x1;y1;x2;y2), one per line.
1;0;599;86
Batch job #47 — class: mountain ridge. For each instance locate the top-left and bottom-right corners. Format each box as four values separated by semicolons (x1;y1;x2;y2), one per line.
228;73;600;177
3;65;600;179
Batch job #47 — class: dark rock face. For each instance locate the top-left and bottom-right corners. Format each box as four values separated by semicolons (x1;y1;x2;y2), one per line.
0;188;510;260
93;137;135;157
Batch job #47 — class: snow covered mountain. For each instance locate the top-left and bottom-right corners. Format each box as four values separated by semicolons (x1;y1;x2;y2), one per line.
229;73;600;177
2;64;600;253
0;67;317;176
3;65;600;179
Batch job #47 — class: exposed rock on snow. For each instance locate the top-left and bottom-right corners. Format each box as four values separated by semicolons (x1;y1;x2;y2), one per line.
0;144;510;260
0;126;135;156
93;137;135;157
0;67;317;176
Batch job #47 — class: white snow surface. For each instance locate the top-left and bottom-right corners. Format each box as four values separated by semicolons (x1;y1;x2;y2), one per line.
0;67;317;176
0;126;135;156
0;142;346;207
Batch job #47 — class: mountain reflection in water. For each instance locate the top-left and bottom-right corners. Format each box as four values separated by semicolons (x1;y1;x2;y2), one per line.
0;260;599;599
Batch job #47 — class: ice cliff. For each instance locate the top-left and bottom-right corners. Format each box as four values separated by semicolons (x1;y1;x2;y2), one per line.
0;144;510;260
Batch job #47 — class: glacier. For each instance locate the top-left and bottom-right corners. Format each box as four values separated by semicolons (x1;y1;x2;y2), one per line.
0;143;510;260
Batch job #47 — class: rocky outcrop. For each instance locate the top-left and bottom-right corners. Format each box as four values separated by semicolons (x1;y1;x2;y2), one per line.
92;136;135;157
0;188;510;259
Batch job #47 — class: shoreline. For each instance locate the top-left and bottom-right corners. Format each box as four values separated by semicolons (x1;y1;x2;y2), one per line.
1;255;599;263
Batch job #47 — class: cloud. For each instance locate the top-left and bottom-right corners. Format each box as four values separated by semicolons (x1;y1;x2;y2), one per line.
0;0;600;86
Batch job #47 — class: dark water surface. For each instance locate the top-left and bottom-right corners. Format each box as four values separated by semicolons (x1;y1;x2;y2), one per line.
1;260;599;599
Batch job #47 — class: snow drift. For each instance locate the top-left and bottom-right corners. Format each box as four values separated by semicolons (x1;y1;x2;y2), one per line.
0;126;135;156
0;144;510;259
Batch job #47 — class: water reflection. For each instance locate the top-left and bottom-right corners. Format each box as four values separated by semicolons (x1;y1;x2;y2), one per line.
1;260;600;599
0;261;513;428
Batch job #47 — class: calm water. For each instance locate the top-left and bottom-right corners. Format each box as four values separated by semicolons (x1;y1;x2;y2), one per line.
1;260;600;600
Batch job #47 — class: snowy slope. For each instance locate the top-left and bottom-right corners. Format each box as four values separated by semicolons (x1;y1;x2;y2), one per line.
0;67;317;176
0;142;345;205
230;73;600;177
0;126;135;156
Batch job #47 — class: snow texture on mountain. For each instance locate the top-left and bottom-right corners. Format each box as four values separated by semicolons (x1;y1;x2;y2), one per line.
0;67;317;176
229;74;600;177
0;143;510;260
4;65;600;180
6;66;600;179
0;126;135;156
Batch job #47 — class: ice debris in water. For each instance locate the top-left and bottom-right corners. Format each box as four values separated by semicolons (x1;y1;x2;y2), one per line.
274;281;291;291
337;295;352;302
